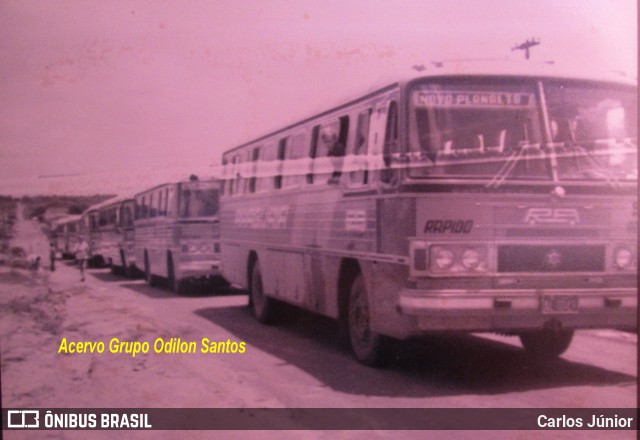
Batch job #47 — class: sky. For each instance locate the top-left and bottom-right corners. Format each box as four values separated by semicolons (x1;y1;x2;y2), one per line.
0;0;637;196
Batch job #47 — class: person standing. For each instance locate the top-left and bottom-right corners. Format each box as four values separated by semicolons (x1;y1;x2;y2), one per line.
75;238;90;281
49;242;56;271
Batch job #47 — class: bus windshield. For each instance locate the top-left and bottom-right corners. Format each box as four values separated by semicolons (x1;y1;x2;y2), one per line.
407;78;637;183
545;81;637;182
178;183;219;218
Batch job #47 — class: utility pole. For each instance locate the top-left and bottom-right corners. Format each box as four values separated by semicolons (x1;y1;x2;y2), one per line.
512;38;540;60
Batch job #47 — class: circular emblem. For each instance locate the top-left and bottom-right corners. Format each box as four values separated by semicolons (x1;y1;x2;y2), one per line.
544;249;562;269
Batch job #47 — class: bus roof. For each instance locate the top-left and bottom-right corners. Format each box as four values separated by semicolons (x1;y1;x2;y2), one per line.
53;214;82;226
84;195;135;214
133;178;219;199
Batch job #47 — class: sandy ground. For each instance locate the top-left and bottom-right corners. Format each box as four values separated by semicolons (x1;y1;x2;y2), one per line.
0;212;298;439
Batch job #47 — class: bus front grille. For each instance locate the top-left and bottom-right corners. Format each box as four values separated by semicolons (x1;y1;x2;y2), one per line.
497;245;605;273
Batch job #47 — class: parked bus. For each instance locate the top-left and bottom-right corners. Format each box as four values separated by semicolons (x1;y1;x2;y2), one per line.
134;178;222;293
219;61;637;365
52;215;82;259
82;196;135;270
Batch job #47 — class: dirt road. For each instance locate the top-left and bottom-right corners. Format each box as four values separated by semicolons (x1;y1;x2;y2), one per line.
1;211;636;439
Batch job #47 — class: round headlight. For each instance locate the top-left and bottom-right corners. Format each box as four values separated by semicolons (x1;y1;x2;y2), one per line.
435;249;454;270
615;248;632;269
462;249;481;269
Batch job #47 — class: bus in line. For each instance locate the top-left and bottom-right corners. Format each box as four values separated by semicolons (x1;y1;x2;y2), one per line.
52;214;83;259
218;61;637;365
82;196;135;272
133;178;222;293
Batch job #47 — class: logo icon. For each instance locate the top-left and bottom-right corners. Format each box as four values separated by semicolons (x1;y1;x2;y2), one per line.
524;208;580;226
7;410;40;428
543;249;562;270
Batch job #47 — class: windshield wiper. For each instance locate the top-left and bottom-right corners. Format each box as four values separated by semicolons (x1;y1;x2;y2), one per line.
551;142;623;188
486;143;540;189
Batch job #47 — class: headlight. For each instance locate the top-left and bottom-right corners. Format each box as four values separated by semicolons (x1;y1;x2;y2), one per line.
434;249;454;270
462;249;481;269
614;247;633;269
428;244;489;275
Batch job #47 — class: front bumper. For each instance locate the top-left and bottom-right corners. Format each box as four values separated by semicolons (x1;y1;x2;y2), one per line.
398;287;637;332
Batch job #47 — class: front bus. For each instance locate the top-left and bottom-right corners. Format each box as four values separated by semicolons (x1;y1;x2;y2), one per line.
395;74;637;361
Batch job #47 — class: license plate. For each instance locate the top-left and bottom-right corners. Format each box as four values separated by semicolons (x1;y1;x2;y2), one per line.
541;295;578;313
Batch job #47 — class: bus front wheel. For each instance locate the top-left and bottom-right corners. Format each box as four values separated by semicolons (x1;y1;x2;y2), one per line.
348;273;387;366
167;252;182;294
144;252;156;287
519;329;574;359
250;262;276;324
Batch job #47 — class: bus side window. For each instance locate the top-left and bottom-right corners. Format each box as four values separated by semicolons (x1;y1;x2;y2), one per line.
283;132;307;188
275;137;287;190
228;157;236;196
349;109;372;187
121;205;131;228
149;194;156;218
162;188;169;217
309;117;349;185
307;125;321;184
331;116;349;183
167;186;176;216
381;100;399;184
256;142;277;193
155;191;162;217
235;152;249;195
249;146;260;193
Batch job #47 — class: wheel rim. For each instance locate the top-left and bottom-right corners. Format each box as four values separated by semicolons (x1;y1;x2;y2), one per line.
349;281;370;346
348;275;381;363
144;254;151;282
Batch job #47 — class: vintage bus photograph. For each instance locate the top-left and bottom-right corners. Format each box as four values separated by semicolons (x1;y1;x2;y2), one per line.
0;0;636;437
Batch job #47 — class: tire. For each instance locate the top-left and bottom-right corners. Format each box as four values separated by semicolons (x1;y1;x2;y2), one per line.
144;252;156;287
119;250;128;278
519;329;574;359
110;263;120;276
250;261;277;324
348;273;387;366
167;252;182;294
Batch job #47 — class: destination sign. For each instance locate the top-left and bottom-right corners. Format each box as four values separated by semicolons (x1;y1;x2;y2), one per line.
413;91;534;108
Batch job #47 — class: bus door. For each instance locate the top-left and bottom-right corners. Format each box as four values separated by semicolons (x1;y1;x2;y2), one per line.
365;98;399;187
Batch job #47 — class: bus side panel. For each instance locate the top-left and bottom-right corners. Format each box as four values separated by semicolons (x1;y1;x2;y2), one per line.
319;254;341;318
265;249;306;304
304;250;326;312
221;242;248;288
377;197;415;255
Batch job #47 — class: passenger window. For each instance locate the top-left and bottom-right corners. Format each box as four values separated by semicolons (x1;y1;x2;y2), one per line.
228;156;238;196
310;116;349;185
149;194;157;217
275;137;287;190
283;132;308;188
256;143;277;193
158;192;163;216
139;196;147;219
349;109;372;187
235;153;249;195
249;147;260;193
